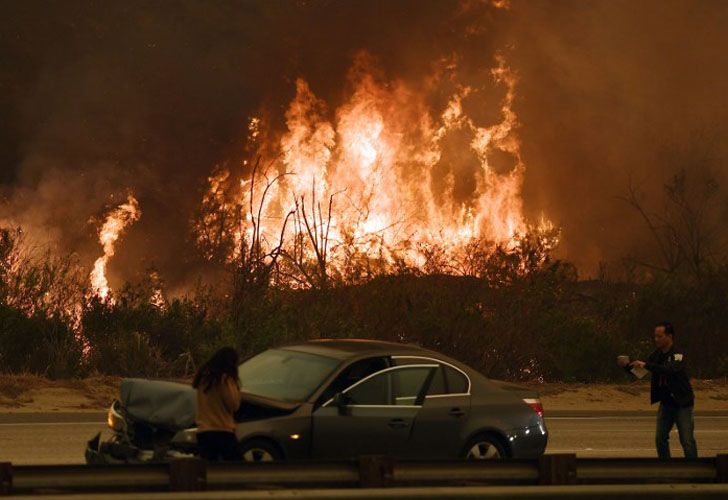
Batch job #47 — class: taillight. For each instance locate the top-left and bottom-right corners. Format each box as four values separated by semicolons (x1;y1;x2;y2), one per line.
523;398;544;417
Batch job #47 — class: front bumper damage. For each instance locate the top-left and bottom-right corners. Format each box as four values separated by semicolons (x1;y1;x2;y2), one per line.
87;397;198;464
86;433;140;464
85;432;195;464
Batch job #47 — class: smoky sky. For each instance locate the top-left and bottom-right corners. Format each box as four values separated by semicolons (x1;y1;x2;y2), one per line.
1;0;727;289
510;0;728;271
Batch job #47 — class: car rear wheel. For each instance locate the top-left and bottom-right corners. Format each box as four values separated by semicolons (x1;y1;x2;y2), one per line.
239;438;283;462
463;434;507;460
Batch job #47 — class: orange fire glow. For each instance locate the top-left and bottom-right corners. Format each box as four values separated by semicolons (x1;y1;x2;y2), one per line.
89;195;141;301
196;54;554;280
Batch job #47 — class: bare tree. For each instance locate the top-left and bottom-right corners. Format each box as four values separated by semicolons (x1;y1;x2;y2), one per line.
279;179;340;289
621;136;725;281
622;178;682;275
230;159;294;322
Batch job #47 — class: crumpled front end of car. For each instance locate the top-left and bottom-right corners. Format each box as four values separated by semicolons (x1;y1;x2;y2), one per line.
85;400;196;464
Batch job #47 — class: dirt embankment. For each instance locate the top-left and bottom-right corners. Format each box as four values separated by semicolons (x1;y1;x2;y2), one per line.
0;375;120;413
1;375;726;413
525;379;728;412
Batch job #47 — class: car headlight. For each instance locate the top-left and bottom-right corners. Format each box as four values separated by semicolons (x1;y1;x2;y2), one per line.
171;428;198;445
107;402;126;432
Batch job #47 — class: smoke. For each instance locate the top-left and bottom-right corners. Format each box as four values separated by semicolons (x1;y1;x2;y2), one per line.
1;0;727;289
508;0;728;271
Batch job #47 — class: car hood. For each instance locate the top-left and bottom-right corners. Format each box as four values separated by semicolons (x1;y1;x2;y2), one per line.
119;378;301;429
121;378;196;430
239;391;301;412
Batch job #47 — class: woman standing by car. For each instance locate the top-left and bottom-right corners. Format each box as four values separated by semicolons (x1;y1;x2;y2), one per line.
193;347;242;461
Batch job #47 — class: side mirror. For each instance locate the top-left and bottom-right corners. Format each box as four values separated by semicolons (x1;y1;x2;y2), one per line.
332;392;350;415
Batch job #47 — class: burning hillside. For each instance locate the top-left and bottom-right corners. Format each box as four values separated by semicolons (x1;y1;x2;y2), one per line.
2;0;728;293
193;53;555;285
2;0;728;382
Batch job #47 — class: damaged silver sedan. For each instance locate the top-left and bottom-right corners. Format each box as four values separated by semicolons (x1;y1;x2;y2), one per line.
86;339;547;463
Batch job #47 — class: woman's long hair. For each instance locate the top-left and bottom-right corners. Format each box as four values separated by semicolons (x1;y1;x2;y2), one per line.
193;347;240;393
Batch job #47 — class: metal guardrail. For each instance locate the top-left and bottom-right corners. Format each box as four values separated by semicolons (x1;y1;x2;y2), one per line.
1;454;727;496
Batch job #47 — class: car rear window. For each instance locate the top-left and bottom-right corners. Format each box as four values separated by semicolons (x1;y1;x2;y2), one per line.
444;366;469;394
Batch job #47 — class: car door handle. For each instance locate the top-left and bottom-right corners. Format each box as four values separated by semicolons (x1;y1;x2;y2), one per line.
448;408;466;417
388;418;409;429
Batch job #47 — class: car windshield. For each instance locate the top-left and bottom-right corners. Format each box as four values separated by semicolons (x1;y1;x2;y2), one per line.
237;349;340;402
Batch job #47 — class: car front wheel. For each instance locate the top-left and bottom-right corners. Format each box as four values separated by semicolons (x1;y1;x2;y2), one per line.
463;434;507;460
239;438;283;462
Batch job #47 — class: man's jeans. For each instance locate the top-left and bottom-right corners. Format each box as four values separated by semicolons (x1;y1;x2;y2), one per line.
656;403;698;459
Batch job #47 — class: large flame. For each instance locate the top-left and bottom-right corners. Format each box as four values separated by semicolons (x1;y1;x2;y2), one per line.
196;54;553;280
89;195;141;301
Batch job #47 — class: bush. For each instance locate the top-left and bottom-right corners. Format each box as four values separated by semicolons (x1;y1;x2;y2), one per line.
3;222;728;382
0;303;83;378
81;289;229;377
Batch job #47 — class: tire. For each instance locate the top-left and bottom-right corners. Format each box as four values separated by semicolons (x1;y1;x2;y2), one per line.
239;438;283;462
462;433;508;460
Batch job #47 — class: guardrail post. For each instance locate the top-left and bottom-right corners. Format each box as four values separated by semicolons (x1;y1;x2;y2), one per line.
358;455;395;488
0;462;11;495
717;454;728;483
538;453;577;485
169;457;206;491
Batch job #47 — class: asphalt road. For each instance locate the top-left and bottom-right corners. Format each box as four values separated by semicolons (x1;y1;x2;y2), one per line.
546;414;728;457
1;412;727;464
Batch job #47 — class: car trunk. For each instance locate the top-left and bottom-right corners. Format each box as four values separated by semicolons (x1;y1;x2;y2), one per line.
487;379;540;399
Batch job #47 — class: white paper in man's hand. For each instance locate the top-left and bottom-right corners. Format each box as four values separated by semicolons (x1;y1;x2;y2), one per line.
630;366;648;379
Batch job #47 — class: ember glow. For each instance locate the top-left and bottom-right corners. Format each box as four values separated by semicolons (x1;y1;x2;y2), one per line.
196;54;554;280
89;195;141;301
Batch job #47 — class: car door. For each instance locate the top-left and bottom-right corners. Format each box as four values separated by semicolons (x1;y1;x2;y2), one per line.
311;364;437;459
393;356;472;458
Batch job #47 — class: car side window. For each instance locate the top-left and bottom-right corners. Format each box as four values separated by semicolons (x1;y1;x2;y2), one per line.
317;357;389;406
444;366;469;394
346;366;436;406
393;357;469;395
346;370;391;405
426;365;447;395
394;366;439;402
393;357;445;395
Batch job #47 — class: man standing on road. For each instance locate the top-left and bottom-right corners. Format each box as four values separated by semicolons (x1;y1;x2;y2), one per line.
620;322;698;459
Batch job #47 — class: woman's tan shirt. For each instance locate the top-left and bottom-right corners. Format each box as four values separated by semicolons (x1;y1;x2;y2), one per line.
196;375;241;433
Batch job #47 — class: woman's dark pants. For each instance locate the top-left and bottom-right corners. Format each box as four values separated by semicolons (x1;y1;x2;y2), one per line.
197;431;241;461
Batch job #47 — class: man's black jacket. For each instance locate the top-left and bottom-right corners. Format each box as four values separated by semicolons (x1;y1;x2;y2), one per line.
640;347;695;407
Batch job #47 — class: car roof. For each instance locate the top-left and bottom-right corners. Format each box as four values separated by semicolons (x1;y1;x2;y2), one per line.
279;339;428;360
